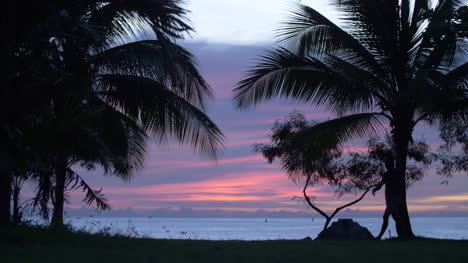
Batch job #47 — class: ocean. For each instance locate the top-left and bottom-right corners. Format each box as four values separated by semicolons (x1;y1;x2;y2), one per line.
65;217;468;240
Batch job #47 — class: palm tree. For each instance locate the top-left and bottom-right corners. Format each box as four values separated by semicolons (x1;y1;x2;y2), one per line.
2;0;224;226
0;48;51;225
234;0;467;239
51;1;224;226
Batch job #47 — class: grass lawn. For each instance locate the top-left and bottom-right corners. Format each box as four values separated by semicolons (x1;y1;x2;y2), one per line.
2;226;468;263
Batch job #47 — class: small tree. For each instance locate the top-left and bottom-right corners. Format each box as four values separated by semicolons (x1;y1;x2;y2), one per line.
255;113;433;235
254;113;378;231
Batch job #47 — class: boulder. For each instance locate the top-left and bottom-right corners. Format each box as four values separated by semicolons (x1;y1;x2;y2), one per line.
316;219;374;240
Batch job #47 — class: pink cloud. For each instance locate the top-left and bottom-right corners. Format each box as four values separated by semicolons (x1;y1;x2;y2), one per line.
224;129;271;138
101;171;331;206
146;155;265;170
218;112;332;128
342;147;369;154
225;138;270;148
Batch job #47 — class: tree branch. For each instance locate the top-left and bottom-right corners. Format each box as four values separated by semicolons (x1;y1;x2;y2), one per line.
328;185;376;220
303;175;330;220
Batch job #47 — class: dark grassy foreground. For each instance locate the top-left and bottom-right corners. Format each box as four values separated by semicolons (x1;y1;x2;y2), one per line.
2;226;468;263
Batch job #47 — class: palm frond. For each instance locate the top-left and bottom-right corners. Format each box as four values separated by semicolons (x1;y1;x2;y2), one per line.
92;0;193;39
97;74;224;159
234;48;379;114
32;169;53;220
86;4;153;47
292;112;385;151
277;3;383;74
413;0;468;71
446;62;468;89
415;63;467;124
97;104;148;179
66;169;111;211
331;0;400;64
92;40;212;108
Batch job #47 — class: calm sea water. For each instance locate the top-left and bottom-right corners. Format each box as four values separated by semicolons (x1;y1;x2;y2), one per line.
65;217;468;240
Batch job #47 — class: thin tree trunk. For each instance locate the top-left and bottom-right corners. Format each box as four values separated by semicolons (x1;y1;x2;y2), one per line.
322;187;373;231
376;209;390;240
303;175;375;233
302;175;330;232
323;218;332;231
0;173;12;226
51;156;67;227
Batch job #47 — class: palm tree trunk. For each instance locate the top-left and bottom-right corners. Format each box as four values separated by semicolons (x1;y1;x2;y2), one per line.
0;173;12;226
12;180;21;224
391;148;414;239
389;122;415;240
1;1;14;226
51;155;67;227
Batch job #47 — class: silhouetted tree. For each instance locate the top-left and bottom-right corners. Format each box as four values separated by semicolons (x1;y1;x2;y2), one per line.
255;113;433;234
235;0;467;239
2;0;224;226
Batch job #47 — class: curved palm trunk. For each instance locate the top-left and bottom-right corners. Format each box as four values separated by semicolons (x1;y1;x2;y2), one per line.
0;172;12;226
51;155;67;227
388;121;415;239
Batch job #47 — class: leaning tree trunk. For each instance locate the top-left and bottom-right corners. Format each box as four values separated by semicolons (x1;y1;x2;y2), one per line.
0;172;12;226
389;118;415;240
51;155;67;227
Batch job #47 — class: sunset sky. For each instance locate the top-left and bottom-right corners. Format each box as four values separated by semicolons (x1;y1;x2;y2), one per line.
67;0;468;217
